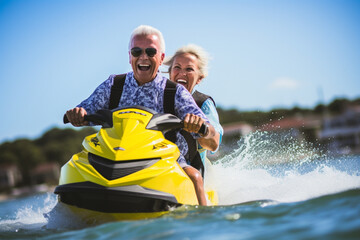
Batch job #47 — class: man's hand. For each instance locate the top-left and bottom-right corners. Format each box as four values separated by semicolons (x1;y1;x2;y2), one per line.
183;113;205;134
183;113;220;151
66;107;88;127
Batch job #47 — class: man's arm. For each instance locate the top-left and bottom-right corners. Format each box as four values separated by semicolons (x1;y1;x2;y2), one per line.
174;85;220;151
65;75;114;127
183;113;220;151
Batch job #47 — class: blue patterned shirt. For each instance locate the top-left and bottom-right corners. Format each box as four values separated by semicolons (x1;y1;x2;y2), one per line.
77;71;208;167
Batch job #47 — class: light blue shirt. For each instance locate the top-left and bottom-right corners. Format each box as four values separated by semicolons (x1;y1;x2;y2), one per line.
197;98;223;162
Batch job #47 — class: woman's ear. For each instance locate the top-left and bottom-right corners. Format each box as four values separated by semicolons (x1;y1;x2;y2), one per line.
196;75;204;85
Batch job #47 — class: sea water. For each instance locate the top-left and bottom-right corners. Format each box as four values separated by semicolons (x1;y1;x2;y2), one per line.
1;131;359;240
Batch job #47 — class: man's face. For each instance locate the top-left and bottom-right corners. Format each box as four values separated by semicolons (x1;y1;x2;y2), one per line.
129;34;165;85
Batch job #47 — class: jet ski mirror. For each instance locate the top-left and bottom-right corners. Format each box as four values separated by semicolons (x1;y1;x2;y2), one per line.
147;113;207;135
147;113;183;133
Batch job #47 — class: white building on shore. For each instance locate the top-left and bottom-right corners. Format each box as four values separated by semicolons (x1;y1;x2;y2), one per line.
320;107;360;155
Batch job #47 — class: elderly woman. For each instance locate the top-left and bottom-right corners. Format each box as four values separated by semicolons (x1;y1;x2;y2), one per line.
164;44;223;205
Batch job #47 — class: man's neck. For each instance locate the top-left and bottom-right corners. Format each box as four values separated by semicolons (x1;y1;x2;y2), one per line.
134;74;158;86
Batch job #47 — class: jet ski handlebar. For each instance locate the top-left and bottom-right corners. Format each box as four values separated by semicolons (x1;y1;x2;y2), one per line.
63;108;207;135
63;110;112;125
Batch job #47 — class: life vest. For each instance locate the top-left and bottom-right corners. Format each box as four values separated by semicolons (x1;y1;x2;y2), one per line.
109;74;215;177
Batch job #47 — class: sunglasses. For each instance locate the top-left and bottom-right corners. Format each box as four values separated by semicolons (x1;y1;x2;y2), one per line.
130;47;157;57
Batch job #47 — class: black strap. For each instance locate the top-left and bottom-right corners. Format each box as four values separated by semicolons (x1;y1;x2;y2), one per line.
180;130;204;177
162;82;204;175
192;90;216;108
163;80;177;144
109;74;127;110
163;80;177;115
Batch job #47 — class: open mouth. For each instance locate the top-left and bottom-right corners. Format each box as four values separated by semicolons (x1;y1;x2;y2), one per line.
176;79;187;85
138;64;151;71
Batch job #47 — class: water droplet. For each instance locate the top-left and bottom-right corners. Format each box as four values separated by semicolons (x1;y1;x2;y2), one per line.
225;213;241;221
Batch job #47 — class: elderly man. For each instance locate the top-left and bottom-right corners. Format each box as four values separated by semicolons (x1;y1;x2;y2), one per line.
65;25;218;205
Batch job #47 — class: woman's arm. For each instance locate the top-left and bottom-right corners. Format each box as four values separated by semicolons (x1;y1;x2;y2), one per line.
197;98;223;152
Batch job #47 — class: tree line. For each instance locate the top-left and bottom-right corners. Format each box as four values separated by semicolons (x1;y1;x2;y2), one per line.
0;127;96;186
0;97;358;187
218;97;360;127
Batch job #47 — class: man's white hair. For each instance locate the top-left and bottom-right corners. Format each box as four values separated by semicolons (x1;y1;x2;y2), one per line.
129;25;165;53
164;44;210;78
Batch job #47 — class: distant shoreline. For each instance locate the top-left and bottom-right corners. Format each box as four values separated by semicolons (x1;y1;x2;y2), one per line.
0;184;56;202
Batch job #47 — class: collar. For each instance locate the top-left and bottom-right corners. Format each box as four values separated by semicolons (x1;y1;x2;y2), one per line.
129;71;163;88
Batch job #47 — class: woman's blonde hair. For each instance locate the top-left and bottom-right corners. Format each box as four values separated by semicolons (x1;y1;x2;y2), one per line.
164;44;210;78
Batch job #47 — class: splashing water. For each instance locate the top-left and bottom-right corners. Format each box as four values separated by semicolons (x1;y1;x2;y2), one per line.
0;193;103;234
0;193;57;232
219;130;323;169
207;130;360;205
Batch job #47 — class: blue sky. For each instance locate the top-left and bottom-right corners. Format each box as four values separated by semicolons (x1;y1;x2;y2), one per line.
0;0;359;143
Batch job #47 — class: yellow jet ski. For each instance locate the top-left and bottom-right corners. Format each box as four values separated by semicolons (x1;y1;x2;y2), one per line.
54;106;218;220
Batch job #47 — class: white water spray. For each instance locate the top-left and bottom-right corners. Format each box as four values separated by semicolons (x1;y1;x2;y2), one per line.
208;130;360;205
0;193;57;232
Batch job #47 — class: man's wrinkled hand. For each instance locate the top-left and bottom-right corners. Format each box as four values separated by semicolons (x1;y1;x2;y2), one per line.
66;107;88;127
183;113;204;133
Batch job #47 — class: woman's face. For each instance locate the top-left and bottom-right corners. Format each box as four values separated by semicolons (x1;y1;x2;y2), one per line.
169;53;203;92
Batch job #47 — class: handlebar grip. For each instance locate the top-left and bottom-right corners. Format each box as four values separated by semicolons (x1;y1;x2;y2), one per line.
180;121;208;136
198;123;208;136
63;114;69;124
63;114;90;124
